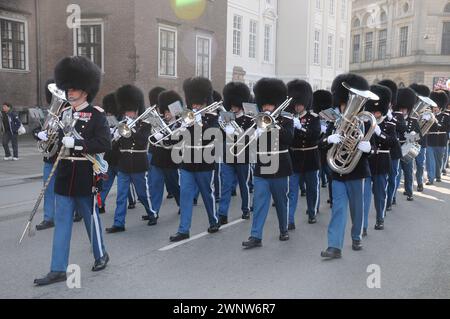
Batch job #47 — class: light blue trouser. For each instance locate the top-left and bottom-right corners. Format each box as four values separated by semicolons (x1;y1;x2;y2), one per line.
327;179;365;250
218;163;251;217
100;165;136;209
43;162;56;222
288;170;320;223
415;147;426;185
363;174;388;229
387;159;400;207
426;146;446;182
51;194;106;272
150;166;180;213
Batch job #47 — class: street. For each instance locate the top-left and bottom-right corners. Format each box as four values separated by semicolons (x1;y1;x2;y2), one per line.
0;140;450;299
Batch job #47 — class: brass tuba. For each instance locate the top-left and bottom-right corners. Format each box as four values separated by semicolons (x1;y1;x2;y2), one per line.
412;95;437;136
327;83;379;175
37;84;69;158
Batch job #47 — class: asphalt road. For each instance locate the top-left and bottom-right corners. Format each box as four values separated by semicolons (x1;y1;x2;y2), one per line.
0;155;449;298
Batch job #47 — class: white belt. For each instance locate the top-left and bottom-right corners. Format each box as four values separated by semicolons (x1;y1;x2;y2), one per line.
155;145;173;150
63;157;88;161
428;132;446;135
120;149;148;154
257;150;289;155
376;150;390;154
185;144;215;149
290;146;318;151
227;142;245;146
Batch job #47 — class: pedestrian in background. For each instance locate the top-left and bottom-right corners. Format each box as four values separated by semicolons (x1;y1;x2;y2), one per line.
1;102;22;161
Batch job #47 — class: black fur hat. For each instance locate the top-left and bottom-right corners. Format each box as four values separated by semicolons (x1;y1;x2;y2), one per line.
54;56;101;103
183;77;213;108
222;82;251;111
396;88;417;112
365;85;392;116
45;79;55;105
102;93;119;116
409;83;430;97
313;90;333;113
253;78;287;109
158;90;183;114
331;73;369;106
115;85;145;114
213;90;223;103
287;79;313;112
378;79;397;106
430;91;449;111
149;87;166;106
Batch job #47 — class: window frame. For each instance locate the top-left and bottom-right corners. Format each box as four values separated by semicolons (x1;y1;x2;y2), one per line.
195;35;212;79
249;19;258;59
158;24;178;78
72;19;105;72
232;14;243;56
263;24;272;63
399;25;409;57
0;15;29;72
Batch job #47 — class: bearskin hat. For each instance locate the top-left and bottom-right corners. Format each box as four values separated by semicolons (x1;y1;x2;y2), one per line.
378;79;398;106
331;73;369;106
409;83;430;97
313;90;333;114
396;88;417;112
115;85;145;114
149;87;166;106
158;90;183;114
213;90;223;103
287;79;313;112
44;79;55;105
430;91;449;111
102;93;119;116
183;77;213;108
222;82;251;111
365;85;392;116
253;78;287;109
54;56;101;103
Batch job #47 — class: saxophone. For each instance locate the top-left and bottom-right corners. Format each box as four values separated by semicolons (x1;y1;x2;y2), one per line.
327;83;378;175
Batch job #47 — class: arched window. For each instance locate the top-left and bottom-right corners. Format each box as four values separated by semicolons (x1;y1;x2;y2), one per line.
444;3;450;13
403;2;410;14
380;11;387;23
353;18;361;28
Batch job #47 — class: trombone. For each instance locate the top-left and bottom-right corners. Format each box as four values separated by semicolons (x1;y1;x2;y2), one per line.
217;104;244;136
229;98;293;157
114;105;157;141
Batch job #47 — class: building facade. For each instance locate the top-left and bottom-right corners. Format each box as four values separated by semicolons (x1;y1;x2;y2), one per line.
350;0;450;90
0;0;227;114
277;0;352;91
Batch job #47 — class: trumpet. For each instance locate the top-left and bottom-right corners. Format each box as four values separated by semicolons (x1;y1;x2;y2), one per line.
115;105;157;140
229;98;293;157
327;83;378;175
148;101;225;144
37;84;69;158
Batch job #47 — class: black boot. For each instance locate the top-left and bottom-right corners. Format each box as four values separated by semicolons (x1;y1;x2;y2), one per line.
98;206;106;214
407;195;414;201
352;240;363;251
106;226;125;234
321;247;342;259
417;184;424;192
375;221;384;230
92;253;109;272
170;232;190;242
242;237;262;249
34;272;67;286
147;215;158;226
73;214;83;223
219;215;228;225
241;212;250;220
207;224;221;234
308;217;317;224
166;193;174;199
426;181;434;186
36;220;55;231
288;223;296;231
128;203;136;209
279;232;289;241
362;228;368;238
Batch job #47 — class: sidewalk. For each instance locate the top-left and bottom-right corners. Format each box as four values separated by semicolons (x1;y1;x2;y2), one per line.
0;135;43;187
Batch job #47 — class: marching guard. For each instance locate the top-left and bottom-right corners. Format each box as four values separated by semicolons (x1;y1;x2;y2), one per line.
34;56;111;286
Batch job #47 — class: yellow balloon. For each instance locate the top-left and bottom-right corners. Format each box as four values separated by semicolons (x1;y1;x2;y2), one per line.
170;0;206;20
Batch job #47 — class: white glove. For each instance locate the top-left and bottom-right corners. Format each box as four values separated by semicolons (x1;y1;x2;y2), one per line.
154;132;164;141
422;114;432;121
195;114;202;125
37;131;48;142
387;109;393;120
374;125;382;136
113;130;121;141
126;117;134;125
255;128;265;138
293;117;302;130
110;127;116;135
410;131;417;137
225;125;235;136
357;141;372;153
62;136;75;149
321;124;327;134
327;134;342;144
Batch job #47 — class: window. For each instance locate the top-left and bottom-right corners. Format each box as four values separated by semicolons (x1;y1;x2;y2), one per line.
74;22;103;69
264;24;272;62
399;26;408;57
353;18;361;28
249;20;257;59
196;36;210;78
364;32;373;61
0;18;27;70
314;30;321;65
378;29;387;59
341;0;347;20
329;0;335;15
380;11;388;23
339;37;344;69
159;26;177;77
403;2;410;14
352;34;361;63
327;34;334;67
445;3;450;13
442;22;450;55
233;15;242;56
